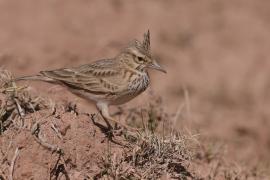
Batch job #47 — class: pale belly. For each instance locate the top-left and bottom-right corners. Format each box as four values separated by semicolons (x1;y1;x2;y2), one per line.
110;89;145;105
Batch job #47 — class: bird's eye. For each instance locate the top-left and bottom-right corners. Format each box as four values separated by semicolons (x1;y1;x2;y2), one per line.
137;56;145;62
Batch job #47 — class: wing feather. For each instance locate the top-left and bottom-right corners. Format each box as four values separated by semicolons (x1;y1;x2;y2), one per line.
40;59;124;94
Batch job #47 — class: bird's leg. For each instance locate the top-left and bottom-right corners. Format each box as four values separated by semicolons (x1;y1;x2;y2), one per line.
98;110;113;130
96;102;138;132
90;113;111;133
96;102;115;130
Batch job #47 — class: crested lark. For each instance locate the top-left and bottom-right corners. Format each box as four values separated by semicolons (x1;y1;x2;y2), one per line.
16;30;166;130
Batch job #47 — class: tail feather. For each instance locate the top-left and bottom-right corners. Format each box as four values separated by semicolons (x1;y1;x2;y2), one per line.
14;74;56;83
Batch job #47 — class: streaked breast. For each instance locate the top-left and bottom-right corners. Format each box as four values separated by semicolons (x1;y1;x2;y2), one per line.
128;72;149;95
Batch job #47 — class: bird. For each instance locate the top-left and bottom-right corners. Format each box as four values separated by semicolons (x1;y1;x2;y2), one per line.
15;30;166;131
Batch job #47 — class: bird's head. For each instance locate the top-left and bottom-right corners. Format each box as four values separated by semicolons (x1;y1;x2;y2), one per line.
118;30;166;73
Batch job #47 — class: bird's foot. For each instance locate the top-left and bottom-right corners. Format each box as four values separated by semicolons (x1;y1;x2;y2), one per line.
108;118;141;133
89;113;136;146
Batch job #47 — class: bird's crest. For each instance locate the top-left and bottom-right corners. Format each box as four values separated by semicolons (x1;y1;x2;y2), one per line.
142;30;150;52
125;30;151;56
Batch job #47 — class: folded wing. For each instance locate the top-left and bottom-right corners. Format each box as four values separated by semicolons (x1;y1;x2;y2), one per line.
40;59;124;95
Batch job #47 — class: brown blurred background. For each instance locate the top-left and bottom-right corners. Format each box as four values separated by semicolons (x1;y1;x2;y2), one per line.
1;0;270;170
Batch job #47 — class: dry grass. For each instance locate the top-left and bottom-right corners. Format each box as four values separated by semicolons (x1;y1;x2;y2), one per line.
0;68;49;135
95;128;196;179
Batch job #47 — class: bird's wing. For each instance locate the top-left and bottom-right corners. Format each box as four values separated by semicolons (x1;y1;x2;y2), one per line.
40;59;124;95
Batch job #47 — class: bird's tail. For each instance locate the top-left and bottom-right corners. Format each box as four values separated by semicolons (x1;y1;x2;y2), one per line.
14;75;56;83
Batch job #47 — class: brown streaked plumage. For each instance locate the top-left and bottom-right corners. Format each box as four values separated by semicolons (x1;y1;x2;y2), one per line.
15;30;166;131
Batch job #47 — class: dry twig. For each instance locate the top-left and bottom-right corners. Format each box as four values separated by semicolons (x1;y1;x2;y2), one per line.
51;123;63;140
31;122;62;153
9;147;20;180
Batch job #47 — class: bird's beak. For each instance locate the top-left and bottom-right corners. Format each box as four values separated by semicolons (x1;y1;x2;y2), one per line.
148;60;167;73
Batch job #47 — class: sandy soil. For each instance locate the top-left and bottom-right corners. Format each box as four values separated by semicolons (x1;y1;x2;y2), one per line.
1;0;270;179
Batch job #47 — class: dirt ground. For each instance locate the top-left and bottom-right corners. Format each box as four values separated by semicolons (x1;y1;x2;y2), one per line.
1;0;270;179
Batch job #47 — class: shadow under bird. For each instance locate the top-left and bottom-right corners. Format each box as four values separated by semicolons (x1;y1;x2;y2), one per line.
15;30;166;131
